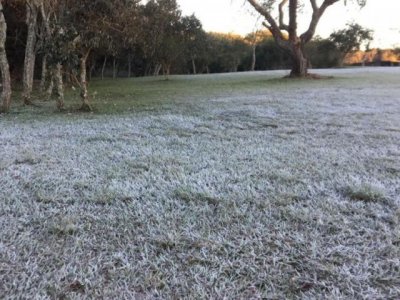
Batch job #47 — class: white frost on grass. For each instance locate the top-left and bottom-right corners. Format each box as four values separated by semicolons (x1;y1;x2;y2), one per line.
1;68;400;299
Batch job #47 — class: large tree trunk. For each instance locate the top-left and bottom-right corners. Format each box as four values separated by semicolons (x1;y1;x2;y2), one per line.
289;43;308;77
0;4;11;113
79;51;92;111
22;2;38;105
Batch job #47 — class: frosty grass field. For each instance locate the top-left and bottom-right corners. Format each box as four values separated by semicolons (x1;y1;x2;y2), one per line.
1;68;400;299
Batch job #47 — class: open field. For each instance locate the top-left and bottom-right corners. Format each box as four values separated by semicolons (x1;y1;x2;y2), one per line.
1;68;400;299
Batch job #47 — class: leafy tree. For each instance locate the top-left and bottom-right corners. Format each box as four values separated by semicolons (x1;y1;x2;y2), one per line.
207;33;250;73
244;30;273;71
246;0;367;77
181;14;206;75
330;22;373;66
139;0;181;76
55;0;120;110
254;36;291;70
305;37;341;68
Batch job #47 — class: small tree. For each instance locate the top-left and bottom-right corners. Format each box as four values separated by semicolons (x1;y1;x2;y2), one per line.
58;0;117;111
330;22;373;66
246;0;367;77
181;14;205;75
245;30;274;71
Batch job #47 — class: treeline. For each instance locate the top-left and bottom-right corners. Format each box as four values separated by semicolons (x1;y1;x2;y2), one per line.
0;0;368;112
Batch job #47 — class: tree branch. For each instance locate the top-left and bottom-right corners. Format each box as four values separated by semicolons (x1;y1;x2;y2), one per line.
247;0;289;49
288;0;298;42
309;0;318;11
301;0;340;44
278;0;289;31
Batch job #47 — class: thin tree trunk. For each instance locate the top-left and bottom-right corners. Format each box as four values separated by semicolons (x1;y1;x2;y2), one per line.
89;59;95;81
46;71;54;100
39;1;51;94
40;54;47;93
154;64;161;76
101;56;107;80
0;4;11;113
79;50;92;111
54;64;64;110
250;44;256;71
22;2;38;105
165;65;170;80
112;57;117;79
191;57;197;75
128;54;132;78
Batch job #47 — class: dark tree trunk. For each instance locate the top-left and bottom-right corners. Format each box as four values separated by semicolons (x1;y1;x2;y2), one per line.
89;58;95;81
128;54;132;78
0;4;11;113
162;63;170;80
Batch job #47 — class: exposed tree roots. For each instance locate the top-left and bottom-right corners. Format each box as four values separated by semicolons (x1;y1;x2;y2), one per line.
284;73;334;79
79;102;93;112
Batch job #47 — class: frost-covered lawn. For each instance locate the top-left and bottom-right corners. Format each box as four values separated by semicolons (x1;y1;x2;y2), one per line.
1;68;400;299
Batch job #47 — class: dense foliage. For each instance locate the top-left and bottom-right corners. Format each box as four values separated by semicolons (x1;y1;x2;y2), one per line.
0;0;379;113
3;0;355;81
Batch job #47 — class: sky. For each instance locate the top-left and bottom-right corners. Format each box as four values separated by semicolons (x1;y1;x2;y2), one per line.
177;0;400;49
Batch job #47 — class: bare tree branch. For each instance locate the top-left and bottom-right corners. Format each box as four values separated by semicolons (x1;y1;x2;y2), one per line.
278;0;289;31
301;0;340;43
309;0;318;12
247;0;289;49
288;0;298;42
